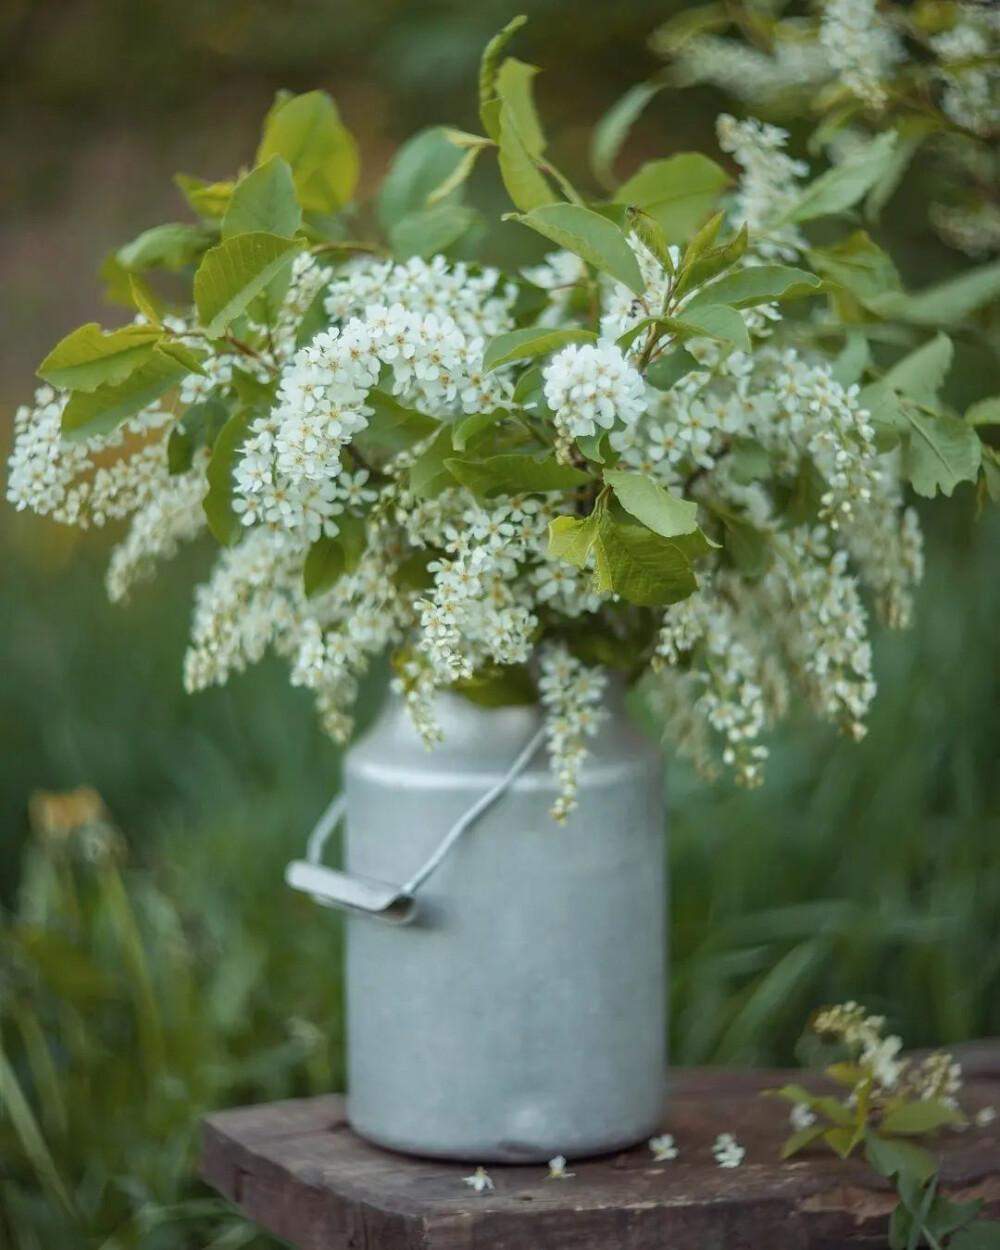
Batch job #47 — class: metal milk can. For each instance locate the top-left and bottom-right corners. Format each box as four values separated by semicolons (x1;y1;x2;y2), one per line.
287;688;667;1162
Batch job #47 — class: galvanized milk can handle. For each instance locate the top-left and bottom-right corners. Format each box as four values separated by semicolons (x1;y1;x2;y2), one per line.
284;725;546;925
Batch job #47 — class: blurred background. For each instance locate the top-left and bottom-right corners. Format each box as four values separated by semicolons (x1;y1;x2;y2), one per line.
1;2;998;1246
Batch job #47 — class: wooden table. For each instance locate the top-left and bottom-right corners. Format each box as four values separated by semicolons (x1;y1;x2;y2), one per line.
202;1041;1000;1249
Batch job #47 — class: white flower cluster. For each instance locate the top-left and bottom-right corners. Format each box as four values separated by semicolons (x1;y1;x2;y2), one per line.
716;115;808;261
656;587;771;786
413;499;541;689
183;521;410;745
253;252;329;362
7;385;173;529
546;1155;575;1180
542;341;647;449
391;484;606;756
669;32;829;105
6;218;926;807
235;272;516;538
813;1002;965;1107
599;236;678;345
233;323;378;538
537;645;609;821
106;465;208;603
930;201;1000;258
712;1132;745;1168
931;5;1000;137
183;527;309;694
292;538;412;744
819;0;903;110
649;1133;679;1161
325;254;518;340
842;480;924;629
766;530;876;741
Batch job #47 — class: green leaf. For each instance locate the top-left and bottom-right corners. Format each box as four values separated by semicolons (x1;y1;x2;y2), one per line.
427;136;488;204
685;264;823;310
825;1061;867;1088
357;390;438;454
881;1100;965;1135
785;458;828;526
479;15;528;134
203;409;253;545
649;2;729;54
304;536;344;597
592;509;708;606
966;397;1000;427
511;203;646;294
156;339;207;375
883;334;954;404
498;105;557;212
646;347;700;391
389;203;478;259
496;58;545;156
868;260;1000;326
780;1126;827;1160
256;90;359;214
808;231;901;301
167;398;230;474
577;431;614;464
231;366;278;412
625;206;674;274
37;323;162;392
194;232;303;339
951;1225;1000;1250
679;208;723;265
767;1085;857;1126
117;223;216;272
863;1130;936;1182
302;518;365;598
728;436;771;484
60;349;188;441
378;128;471;230
604;469;700;538
483;327;597;372
452;662;537;708
865;119;937;221
445;453;591;498
982;446;1000;504
786;131;898;223
673;223;748;302
409;427;457;499
668;304;751;353
823;1125;864;1158
128;273;163;325
548;513;599;567
175;173;235;219
707;502;772;576
591;79;664;192
451;410;503;453
832;331;871;387
925;1194;985;1241
614;153;731;242
222;157;302;240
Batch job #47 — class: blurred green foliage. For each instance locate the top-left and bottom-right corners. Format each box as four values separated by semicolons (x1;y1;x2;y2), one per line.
1;3;998;1248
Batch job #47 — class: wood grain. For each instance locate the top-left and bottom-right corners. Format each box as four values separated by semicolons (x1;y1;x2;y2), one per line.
201;1040;1000;1249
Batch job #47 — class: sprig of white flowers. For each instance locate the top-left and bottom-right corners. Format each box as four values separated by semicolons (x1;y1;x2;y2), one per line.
8;29;957;819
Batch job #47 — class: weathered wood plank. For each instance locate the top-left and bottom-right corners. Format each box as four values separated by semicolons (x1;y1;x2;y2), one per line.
201;1041;1000;1250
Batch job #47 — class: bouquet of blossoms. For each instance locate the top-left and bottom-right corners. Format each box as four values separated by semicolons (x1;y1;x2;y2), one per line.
655;0;1000;257
8;16;998;820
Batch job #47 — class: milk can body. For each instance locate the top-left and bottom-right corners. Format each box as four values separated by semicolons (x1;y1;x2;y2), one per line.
342;691;667;1162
